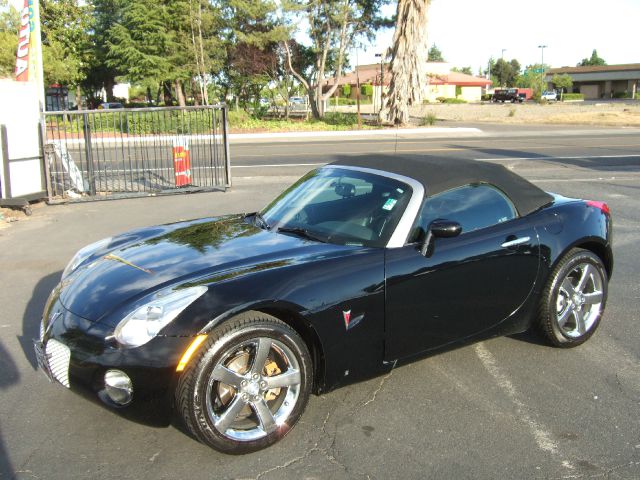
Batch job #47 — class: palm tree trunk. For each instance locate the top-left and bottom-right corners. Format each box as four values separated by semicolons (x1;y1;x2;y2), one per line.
383;0;431;125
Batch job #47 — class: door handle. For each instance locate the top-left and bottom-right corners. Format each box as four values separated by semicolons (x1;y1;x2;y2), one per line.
501;236;530;248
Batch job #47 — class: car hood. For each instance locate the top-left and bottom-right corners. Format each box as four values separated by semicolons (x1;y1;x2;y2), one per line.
59;215;337;323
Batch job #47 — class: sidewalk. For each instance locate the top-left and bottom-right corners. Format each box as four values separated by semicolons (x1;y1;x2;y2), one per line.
229;126;483;143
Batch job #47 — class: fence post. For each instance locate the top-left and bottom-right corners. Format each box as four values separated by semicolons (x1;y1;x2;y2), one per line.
82;112;96;196
222;105;232;188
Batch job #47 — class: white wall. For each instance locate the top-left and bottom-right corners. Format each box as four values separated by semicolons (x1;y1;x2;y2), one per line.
0;80;43;198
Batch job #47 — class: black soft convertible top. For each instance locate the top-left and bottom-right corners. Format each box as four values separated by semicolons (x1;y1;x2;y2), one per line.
329;154;553;216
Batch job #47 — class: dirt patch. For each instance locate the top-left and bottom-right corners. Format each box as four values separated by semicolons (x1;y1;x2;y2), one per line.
409;101;640;126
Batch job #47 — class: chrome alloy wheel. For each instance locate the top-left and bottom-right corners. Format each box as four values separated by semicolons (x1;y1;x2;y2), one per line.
555;262;604;338
205;337;301;441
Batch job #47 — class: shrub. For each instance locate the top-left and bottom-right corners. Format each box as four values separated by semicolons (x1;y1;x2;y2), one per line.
319;112;360;126
612;91;632;99
562;93;585;101
508;107;516;117
438;97;466;104
636;93;640;100
342;84;351;97
421;112;437;126
455;85;462;97
361;83;374;97
481;94;493;101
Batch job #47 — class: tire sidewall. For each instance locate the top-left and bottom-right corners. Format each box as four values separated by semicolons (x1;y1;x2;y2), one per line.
188;321;312;454
546;250;608;346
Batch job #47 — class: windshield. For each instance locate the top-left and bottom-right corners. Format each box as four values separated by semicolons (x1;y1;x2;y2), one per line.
260;167;413;248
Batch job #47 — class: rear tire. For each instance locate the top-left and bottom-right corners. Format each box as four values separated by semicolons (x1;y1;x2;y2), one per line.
176;312;312;454
538;248;608;347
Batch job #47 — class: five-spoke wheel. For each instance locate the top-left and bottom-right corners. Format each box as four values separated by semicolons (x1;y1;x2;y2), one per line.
539;248;608;347
176;312;312;453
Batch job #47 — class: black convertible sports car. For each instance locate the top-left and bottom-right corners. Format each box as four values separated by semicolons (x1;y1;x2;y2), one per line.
35;155;613;453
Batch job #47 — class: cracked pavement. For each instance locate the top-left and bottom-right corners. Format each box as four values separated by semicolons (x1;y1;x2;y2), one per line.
1;127;639;479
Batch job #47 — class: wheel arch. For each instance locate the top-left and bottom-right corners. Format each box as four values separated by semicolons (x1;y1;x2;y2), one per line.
198;302;326;394
551;237;613;280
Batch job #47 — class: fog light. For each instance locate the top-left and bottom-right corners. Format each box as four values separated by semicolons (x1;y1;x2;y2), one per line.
104;370;133;406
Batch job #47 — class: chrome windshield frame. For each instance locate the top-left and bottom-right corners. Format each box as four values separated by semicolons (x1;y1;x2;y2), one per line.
321;165;425;248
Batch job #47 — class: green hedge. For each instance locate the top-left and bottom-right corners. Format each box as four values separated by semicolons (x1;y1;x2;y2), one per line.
562;93;584;101
438;97;467;104
636;93;640;100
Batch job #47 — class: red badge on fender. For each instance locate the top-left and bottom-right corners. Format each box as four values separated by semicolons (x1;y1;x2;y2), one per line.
342;310;351;329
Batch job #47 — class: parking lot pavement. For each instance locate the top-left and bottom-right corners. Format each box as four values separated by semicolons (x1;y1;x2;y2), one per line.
0;139;639;479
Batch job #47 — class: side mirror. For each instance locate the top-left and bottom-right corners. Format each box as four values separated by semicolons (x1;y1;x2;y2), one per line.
420;220;462;257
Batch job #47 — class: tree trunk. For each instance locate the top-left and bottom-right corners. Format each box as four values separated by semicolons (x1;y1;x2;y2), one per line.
175;80;186;107
147;86;152;105
76;85;83;110
104;78;116;102
383;0;431;125
163;81;173;105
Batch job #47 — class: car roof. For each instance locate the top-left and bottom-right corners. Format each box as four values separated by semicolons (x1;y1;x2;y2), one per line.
329;154;553;216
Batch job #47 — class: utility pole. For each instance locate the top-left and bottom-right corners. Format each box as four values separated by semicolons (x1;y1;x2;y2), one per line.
501;49;507;87
538;45;548;94
355;47;361;129
501;49;506;60
375;52;384;119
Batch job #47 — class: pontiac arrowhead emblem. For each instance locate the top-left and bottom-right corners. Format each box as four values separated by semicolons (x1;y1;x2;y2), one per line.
342;310;351;329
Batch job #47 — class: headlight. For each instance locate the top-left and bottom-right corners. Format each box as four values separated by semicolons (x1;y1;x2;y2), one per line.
62;237;112;279
113;286;207;348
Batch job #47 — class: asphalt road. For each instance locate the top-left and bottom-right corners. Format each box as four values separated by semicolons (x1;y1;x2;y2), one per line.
1;125;639;480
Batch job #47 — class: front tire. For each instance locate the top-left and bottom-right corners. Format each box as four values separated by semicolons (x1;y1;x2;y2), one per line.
176;312;312;453
538;248;608;347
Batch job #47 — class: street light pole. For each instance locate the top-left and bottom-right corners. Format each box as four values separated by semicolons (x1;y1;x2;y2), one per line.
538;45;547;94
501;49;506;60
375;52;384;118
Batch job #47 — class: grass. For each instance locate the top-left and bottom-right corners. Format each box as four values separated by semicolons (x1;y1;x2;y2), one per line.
420;112;437;126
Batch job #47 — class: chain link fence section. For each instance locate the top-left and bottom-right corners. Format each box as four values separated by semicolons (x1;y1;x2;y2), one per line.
44;105;230;200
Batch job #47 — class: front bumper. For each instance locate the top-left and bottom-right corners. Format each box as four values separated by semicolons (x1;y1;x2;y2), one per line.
37;297;194;422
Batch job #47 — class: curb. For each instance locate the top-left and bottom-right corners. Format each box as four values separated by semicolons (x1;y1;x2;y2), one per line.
229;127;483;143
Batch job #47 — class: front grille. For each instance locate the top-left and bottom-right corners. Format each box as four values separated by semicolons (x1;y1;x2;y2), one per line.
45;339;71;388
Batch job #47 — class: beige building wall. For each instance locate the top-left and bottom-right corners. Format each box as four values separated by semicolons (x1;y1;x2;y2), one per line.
580;84;600;99
459;86;482;102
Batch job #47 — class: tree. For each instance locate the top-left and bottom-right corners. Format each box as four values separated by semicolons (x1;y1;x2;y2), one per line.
427;43;443;62
493;58;520;87
451;66;472;76
284;0;393;119
383;0;431;125
0;0;19;78
218;0;285;112
40;0;93;89
579;49;606;67
106;1;176;103
552;73;573;100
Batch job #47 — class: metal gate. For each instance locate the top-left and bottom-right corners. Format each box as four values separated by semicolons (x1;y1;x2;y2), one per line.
43;105;230;200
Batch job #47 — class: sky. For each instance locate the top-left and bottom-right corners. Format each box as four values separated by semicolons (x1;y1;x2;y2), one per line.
7;0;637;75
357;0;640;72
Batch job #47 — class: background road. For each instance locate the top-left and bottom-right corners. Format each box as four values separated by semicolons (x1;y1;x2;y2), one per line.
1;125;639;479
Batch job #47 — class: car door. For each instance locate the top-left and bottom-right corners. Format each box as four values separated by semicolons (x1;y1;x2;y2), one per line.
384;184;540;361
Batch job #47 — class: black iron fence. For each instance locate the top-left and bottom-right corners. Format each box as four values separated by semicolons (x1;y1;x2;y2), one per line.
43;105;230;200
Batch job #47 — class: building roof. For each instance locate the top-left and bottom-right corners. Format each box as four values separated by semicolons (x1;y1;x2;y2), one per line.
328;67;491;88
428;72;492;87
329;154;553;216
548;63;640;74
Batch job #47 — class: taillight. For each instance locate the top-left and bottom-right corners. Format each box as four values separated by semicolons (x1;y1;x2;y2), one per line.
586;200;610;215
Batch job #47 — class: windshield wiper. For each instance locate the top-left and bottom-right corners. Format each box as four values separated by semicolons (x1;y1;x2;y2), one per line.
251;212;271;230
276;227;328;243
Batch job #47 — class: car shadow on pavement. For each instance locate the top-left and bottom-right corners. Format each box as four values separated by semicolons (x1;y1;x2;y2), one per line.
18;272;61;370
0;339;19;478
508;328;552;347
